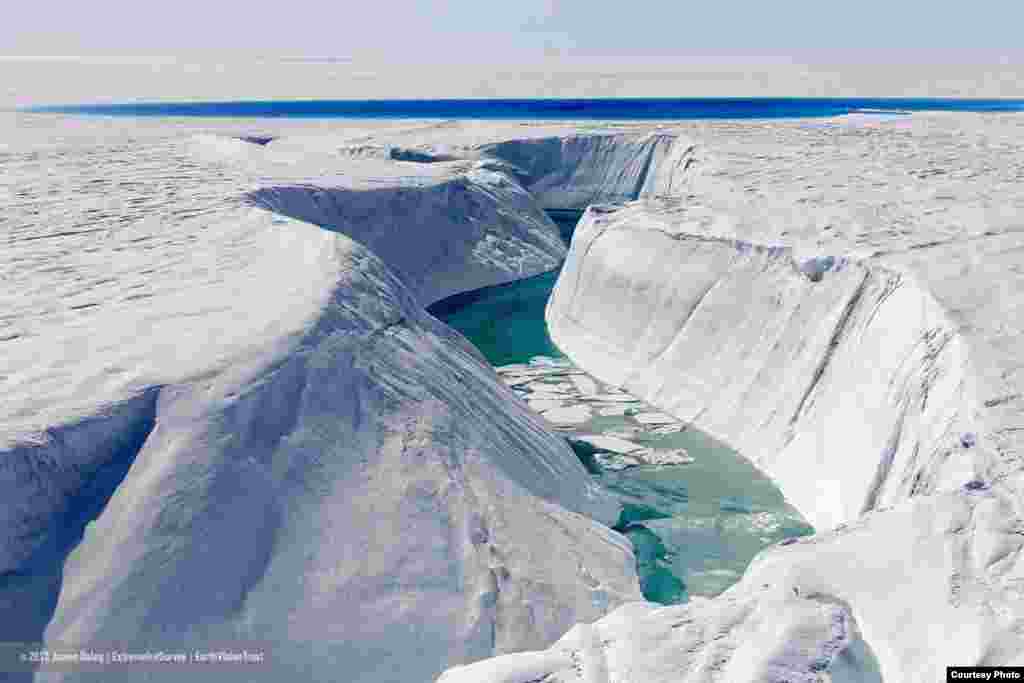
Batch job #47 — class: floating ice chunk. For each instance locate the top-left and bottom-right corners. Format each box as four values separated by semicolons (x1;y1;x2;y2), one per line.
502;369;563;381
593;452;643;471
606;427;643;439
526;382;575;395
544;405;592;425
598;405;629;416
529;356;571;368
634;412;678;424
575;435;645;454
526;388;571;399
587;394;640;403
505;369;583;385
651;424;684;436
645;448;695;466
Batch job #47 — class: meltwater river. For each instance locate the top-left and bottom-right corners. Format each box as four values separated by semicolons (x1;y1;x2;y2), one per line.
429;215;812;605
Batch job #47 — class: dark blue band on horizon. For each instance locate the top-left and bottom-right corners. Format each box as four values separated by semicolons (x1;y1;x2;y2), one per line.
23;98;1024;120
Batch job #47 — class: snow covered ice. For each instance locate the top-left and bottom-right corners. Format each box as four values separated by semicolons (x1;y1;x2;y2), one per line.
503;112;1024;682
2;118;671;682
5;110;1024;683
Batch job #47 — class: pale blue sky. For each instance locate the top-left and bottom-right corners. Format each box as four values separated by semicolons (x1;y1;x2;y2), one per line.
5;0;1024;61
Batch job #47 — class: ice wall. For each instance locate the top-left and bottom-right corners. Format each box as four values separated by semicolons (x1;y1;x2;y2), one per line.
479;133;702;211
438;114;1024;682
535;197;1024;681
547;206;979;531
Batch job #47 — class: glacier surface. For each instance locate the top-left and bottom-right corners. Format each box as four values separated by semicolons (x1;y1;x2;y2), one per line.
445;113;1024;681
7;112;1024;683
3;120;666;682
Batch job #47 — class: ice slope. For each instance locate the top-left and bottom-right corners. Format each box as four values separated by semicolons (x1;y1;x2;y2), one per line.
246;165;565;306
1;127;641;682
189;133;568;305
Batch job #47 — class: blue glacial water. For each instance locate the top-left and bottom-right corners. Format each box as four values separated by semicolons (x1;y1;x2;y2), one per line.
428;214;813;604
25;97;1024;120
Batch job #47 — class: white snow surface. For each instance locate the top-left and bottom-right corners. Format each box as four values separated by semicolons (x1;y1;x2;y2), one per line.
8;112;1024;683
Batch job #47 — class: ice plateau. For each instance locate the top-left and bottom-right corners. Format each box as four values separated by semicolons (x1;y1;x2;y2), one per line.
6;112;1024;683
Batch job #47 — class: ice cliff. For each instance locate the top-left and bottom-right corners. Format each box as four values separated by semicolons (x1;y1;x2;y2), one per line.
479;131;701;210
548;206;979;531
444;114;1024;682
2;129;642;683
